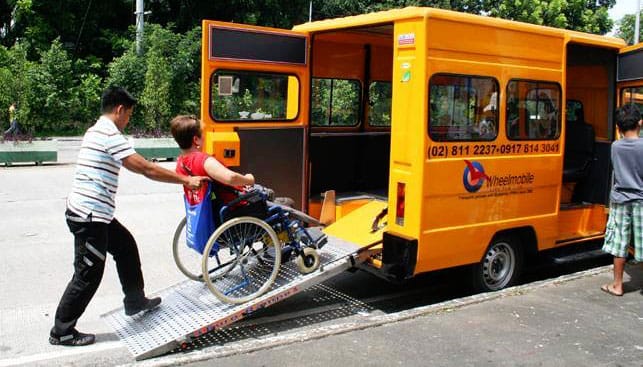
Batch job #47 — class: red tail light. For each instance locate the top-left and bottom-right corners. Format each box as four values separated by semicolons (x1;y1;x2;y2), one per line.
396;182;405;226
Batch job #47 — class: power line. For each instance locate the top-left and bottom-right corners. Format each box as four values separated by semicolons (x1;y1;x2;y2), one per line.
74;0;94;56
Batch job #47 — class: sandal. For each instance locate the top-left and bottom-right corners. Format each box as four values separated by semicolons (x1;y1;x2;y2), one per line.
600;284;623;297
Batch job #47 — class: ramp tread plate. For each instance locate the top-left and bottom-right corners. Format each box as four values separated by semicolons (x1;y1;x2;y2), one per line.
102;235;360;360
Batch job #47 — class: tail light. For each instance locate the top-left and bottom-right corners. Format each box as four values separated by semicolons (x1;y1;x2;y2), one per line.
396;182;405;226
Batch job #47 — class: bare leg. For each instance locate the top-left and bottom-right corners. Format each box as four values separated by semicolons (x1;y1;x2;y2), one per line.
602;257;626;296
611;257;627;294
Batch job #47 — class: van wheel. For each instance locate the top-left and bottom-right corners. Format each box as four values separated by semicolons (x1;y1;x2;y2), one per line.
472;235;522;292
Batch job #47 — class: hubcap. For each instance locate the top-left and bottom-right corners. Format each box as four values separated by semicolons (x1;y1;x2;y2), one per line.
482;242;515;290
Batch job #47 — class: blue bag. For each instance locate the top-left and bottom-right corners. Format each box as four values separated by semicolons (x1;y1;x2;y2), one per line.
184;183;215;254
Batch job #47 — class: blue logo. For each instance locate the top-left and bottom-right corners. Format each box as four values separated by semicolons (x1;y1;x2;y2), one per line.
463;160;490;193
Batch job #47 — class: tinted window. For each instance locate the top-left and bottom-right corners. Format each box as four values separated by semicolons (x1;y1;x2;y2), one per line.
621;86;643;137
566;100;584;123
368;81;392;127
429;74;499;141
211;70;299;121
311;78;361;127
506;80;561;140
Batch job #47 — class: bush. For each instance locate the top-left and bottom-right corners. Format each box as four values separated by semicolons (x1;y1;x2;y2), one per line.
0;23;202;137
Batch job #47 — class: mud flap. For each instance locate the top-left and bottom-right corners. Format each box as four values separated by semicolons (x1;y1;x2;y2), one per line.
382;232;417;281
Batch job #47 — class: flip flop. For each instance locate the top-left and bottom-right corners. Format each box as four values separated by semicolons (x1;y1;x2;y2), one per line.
600;284;623;297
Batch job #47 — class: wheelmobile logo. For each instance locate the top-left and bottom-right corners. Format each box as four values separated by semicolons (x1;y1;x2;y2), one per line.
463;160;490;193
461;160;535;197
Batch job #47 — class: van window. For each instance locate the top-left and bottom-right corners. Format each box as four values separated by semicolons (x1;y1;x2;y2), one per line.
566;100;584;123
368;81;392;127
429;74;499;142
621;86;643;137
311;78;361;127
506;80;561;140
211;70;299;121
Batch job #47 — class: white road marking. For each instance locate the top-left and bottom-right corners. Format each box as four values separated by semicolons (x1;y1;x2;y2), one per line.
0;341;122;367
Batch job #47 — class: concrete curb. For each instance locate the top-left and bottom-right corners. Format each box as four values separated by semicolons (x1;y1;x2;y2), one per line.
125;265;612;367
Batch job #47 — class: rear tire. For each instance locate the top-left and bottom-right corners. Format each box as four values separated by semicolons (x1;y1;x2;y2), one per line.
472;235;523;292
172;217;203;281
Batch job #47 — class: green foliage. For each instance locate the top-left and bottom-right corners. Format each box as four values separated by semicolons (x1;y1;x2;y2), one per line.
141;49;172;131
368;81;392;127
0;0;622;136
311;78;360;127
483;0;614;34
29;38;76;133
615;11;643;45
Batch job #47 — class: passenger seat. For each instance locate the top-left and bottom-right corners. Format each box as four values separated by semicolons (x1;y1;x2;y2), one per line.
563;101;595;183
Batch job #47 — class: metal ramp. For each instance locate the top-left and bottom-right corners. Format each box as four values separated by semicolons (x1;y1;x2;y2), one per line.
102;235;371;361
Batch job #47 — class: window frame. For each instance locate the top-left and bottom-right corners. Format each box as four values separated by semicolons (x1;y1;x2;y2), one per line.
428;73;500;143
209;69;301;123
310;77;363;129
505;79;562;141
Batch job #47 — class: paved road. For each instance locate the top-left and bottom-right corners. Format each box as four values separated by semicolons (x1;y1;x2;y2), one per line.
0;154;187;366
0;143;641;367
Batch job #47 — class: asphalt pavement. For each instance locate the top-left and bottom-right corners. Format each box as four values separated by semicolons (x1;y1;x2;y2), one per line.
0;138;641;367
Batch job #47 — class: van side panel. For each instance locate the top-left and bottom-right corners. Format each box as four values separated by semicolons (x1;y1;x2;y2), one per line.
418;17;565;273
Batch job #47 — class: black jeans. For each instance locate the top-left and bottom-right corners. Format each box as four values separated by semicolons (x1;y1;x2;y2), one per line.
53;210;146;335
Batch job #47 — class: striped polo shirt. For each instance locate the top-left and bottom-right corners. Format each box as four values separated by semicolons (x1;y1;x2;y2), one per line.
66;116;136;223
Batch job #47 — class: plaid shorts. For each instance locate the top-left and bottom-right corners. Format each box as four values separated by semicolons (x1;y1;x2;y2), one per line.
602;201;643;261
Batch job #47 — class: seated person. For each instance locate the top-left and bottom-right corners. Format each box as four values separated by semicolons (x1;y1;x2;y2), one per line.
170;115;255;217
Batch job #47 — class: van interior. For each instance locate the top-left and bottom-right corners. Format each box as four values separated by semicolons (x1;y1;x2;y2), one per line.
562;44;616;206
307;25;394;217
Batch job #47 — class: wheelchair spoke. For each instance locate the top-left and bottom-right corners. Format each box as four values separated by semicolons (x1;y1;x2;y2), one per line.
202;217;283;304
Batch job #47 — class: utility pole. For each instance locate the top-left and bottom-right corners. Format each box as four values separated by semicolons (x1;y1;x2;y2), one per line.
309;1;312;22
135;0;145;55
635;0;641;44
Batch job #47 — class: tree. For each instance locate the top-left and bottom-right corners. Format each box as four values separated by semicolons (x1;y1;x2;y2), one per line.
1;0;133;65
615;11;643;45
480;0;615;34
355;0;616;34
0;42;33;127
140;49;171;131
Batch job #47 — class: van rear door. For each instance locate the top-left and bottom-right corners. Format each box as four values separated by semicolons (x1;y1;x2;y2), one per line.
616;44;643;114
201;21;310;209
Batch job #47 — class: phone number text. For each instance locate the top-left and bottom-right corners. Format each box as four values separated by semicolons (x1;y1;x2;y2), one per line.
429;142;559;158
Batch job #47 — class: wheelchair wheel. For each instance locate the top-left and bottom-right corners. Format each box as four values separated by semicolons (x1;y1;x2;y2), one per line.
202;216;282;304
296;247;321;274
172;217;203;281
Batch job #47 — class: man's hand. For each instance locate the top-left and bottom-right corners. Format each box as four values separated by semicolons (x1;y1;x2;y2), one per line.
185;176;209;190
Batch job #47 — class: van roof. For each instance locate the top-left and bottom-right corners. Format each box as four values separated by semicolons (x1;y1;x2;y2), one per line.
292;6;626;49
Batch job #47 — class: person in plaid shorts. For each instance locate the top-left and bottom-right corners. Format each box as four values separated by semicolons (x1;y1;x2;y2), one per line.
601;104;643;297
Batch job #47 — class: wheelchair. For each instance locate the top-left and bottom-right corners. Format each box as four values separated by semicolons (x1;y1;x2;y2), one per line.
172;185;326;304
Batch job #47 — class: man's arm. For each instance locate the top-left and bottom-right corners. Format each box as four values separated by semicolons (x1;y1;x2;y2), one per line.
122;153;206;189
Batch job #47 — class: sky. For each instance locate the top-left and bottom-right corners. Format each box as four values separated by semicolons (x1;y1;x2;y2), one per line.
607;0;641;35
609;0;641;24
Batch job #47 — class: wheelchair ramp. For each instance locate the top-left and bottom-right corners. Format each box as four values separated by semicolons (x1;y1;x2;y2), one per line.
102;235;370;361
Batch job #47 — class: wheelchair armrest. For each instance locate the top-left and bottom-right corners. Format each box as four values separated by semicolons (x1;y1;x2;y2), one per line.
225;191;259;208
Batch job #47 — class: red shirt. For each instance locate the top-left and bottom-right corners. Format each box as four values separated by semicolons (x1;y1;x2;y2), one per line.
176;152;238;205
